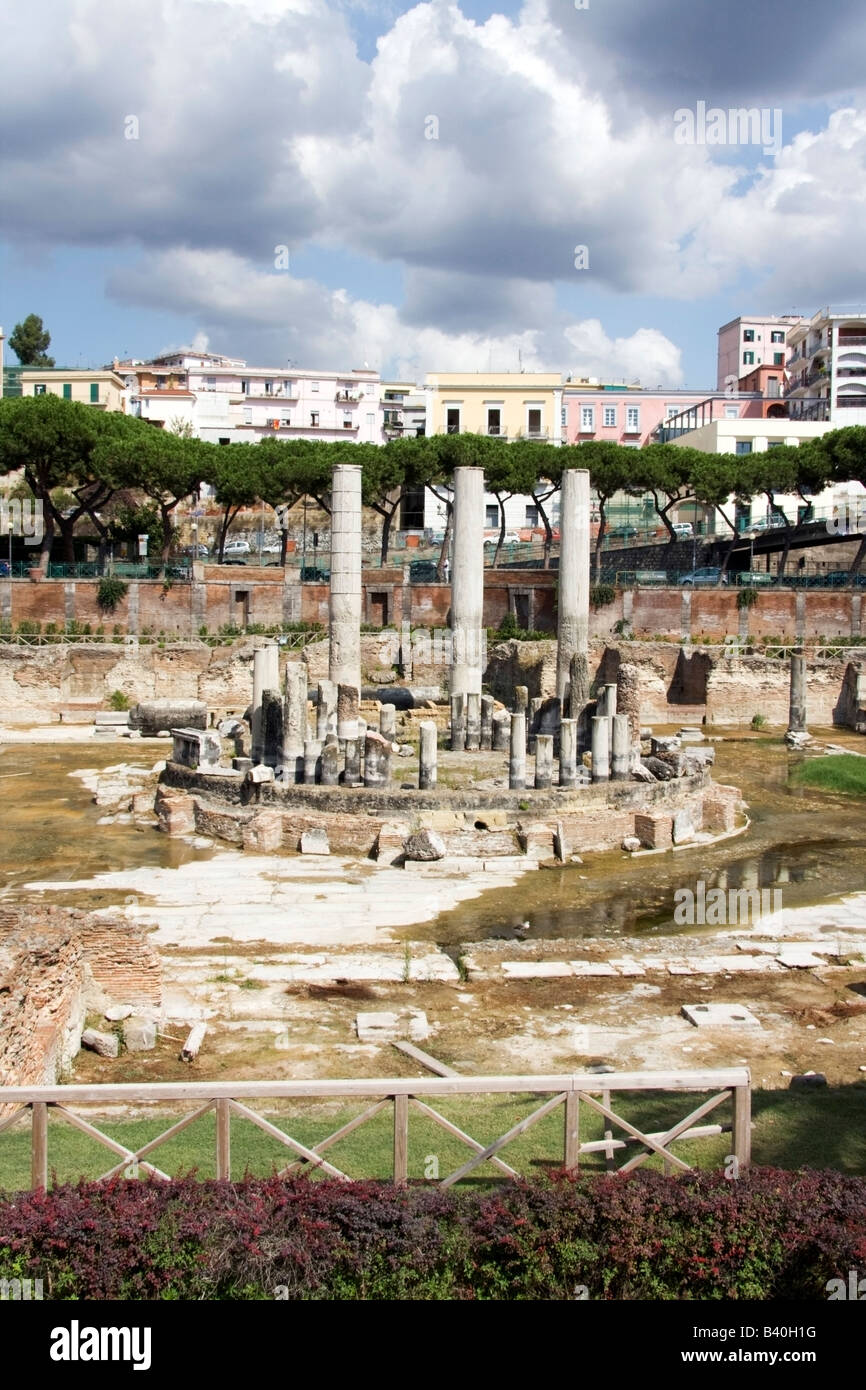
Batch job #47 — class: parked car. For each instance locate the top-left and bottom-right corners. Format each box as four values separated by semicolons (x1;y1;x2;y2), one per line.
750;514;788;533
681;566;728;586
260;542;282;555
224;539;251;555
182;543;209;558
607;524;638;540
221;558;248;566
483;532;521;546
672;521;693;539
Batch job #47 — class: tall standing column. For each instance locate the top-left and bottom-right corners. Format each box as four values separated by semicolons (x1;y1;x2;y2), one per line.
281;661;308;783
251;644;279;765
509;711;527;790
611;714;630;781
450;467;485;698
556;468;591;703
329;462;362;696
788;653;807;733
559;717;578;788
419;721;438;790
591;715;610;783
316;680;337;742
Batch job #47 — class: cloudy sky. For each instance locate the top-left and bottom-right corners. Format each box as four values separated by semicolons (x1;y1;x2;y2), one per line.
3;0;866;386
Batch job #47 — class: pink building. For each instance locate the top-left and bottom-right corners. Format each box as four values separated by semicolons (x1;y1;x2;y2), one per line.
562;385;764;448
716;315;803;391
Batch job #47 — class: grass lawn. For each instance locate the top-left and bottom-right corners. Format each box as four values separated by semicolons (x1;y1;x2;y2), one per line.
1;1086;864;1193
793;754;866;796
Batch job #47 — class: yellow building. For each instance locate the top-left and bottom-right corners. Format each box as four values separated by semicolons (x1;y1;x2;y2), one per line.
19;368;127;412
424;372;563;443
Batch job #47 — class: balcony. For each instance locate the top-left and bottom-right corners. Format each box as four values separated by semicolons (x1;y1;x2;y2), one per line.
787;397;830;421
486;426;509;439
837;336;866;349
335;390;362;403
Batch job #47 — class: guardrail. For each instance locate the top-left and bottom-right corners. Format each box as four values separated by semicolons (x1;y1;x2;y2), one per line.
615;570;866;589
0;1070;750;1190
0;629;322;649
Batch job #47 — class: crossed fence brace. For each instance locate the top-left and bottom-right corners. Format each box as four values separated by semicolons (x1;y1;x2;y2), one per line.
0;1071;751;1190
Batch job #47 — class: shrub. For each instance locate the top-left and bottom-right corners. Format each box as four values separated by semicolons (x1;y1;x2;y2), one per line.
108;690;131;712
737;586;759;610
590;583;616;609
97;577;129;613
750;713;767;730
0;1169;864;1301
15;619;41;635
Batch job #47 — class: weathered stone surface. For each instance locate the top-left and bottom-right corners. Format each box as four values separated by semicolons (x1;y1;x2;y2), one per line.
518;821;554;857
403;829;447;861
375;822;410;865
681;1003;761;1029
181;1021;207;1061
81;1027;119;1058
171;727;222;771
785;729;811;749
634;812;673;850
123;1018;157;1052
643;755;676;781
621;835;641;853
300;827;330;856
155;787;196;837
632;763;657;782
104;1005;133;1022
553;820;570;862
242;808;283;853
131;699;207;737
672;808;695;844
702;783;739;834
355;1009;430;1043
789;1072;828;1089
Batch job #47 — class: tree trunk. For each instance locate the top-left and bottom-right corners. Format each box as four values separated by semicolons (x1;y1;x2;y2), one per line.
593;500;608;581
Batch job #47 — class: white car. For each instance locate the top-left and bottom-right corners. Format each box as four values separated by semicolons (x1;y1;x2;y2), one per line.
224;539;251;555
483;532;522;546
672;521;693;539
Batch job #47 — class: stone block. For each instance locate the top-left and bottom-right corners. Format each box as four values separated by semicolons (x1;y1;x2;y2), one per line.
375;822;410;865
518;821;554;857
123;1018;157;1052
104;1005;133;1022
672;809;696;845
634;812;673;850
643;756;676;781
701;784;739;834
501;961;572;978
621;835;641;853
131;699;207;737
681;1003;761;1029
789;1072;828;1089
300;827;331;856
81;1028;119;1059
243;809;284;852
403;829;446;861
155;788;195;837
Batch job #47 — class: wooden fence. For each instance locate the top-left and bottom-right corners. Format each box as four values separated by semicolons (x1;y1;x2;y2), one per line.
0;1070;750;1191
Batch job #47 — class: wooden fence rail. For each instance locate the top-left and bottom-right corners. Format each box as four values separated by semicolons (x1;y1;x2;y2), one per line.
0;1070;750;1191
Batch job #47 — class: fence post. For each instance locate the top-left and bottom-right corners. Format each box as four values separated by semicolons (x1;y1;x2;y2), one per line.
732;1082;751;1172
564;1091;580;1173
215;1099;231;1181
393;1094;409;1185
31;1103;48;1192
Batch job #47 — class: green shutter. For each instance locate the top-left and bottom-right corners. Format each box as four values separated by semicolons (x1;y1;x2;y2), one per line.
90;383;99;403
63;383;72;399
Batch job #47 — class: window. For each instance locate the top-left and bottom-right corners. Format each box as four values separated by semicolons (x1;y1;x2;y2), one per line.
767;376;780;398
625;406;640;433
343;412;353;429
33;384;46;395
487;407;502;436
735;440;753;454
310;381;319;393
773;352;785;365
561;407;567;427
743;329;755;342
771;330;785;344
603;405;617;427
243;407;252;425
310;411;319;427
90;383;99;403
527;407;542;435
767;440;784;449
241;380;249;395
446;407;460;434
485;505;500;527
281;411;291;425
264;380;273;395
665;405;680;418
724;405;739;419
205;376;216;390
580;405;595;432
525;504;539;527
62;384;72;399
743;351;755;365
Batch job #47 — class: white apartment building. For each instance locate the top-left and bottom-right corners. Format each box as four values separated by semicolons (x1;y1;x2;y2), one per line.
784;306;866;426
115;352;385;444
